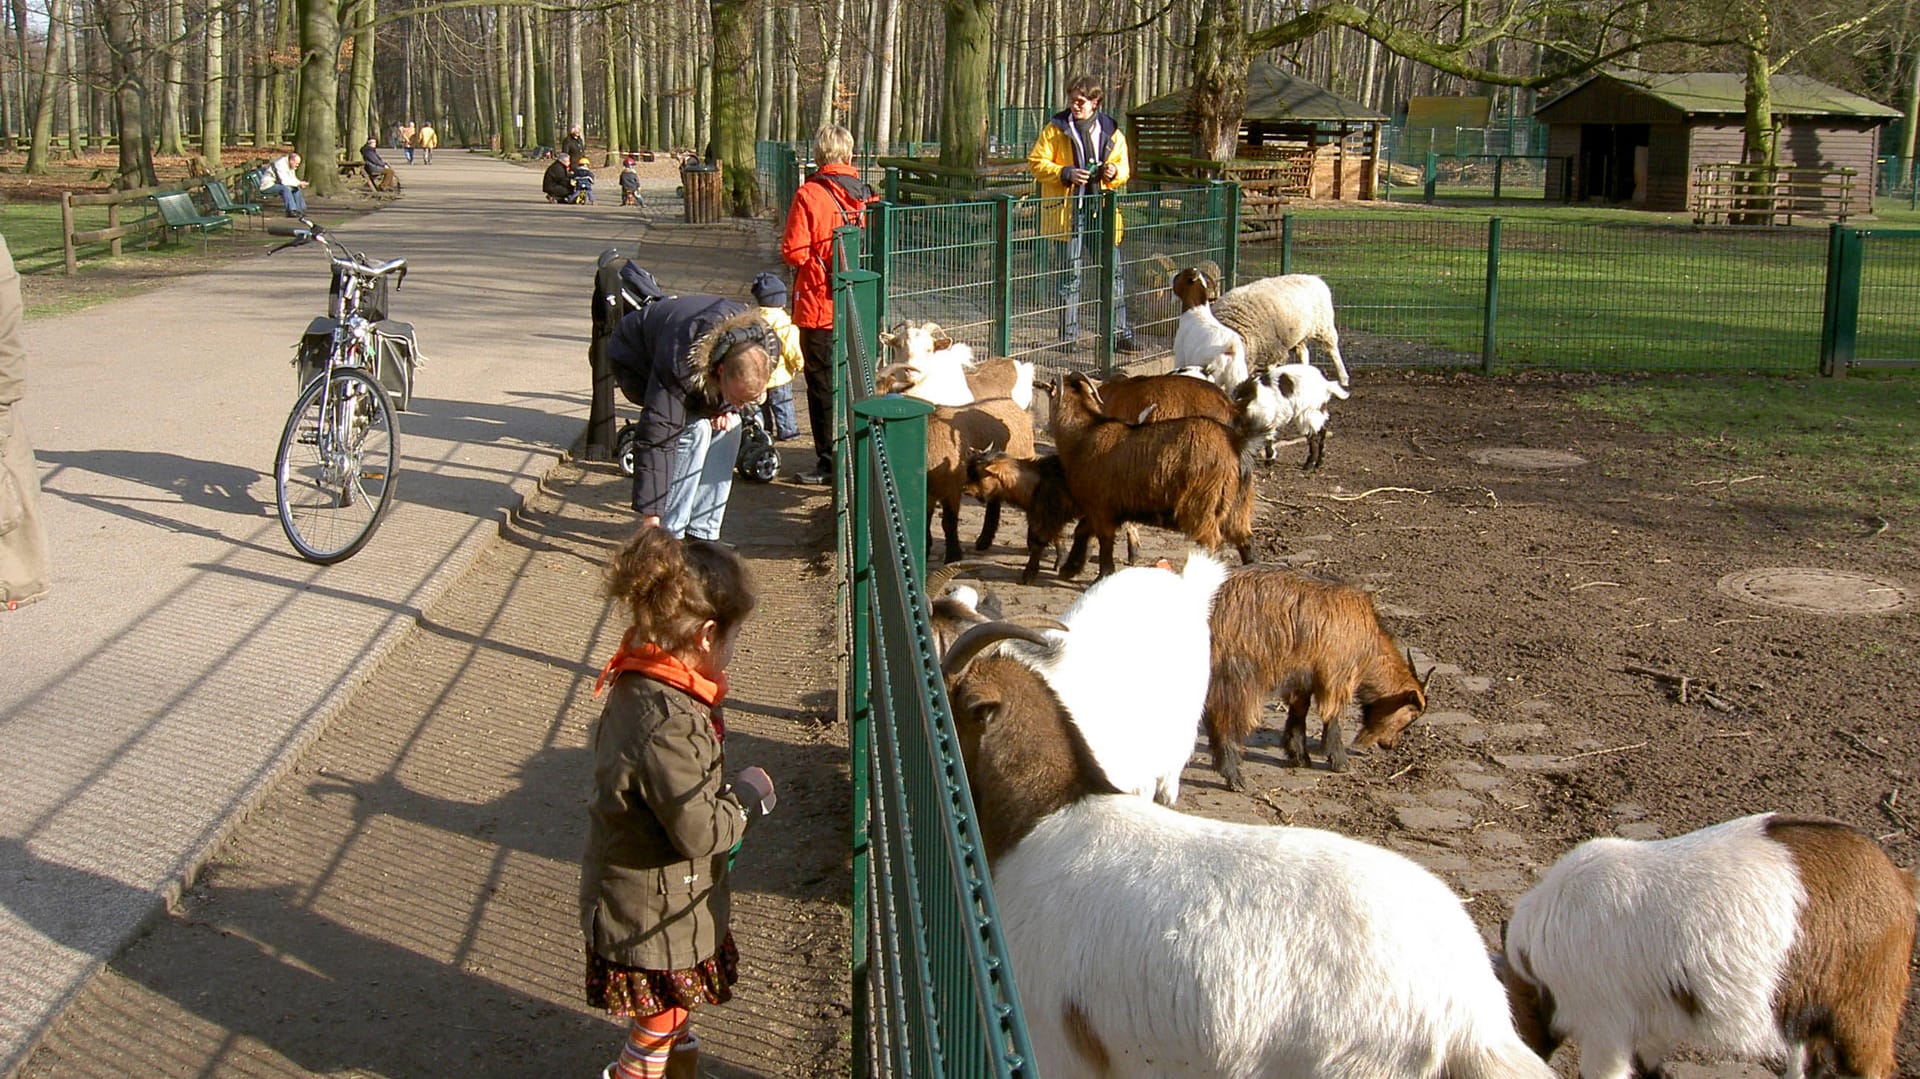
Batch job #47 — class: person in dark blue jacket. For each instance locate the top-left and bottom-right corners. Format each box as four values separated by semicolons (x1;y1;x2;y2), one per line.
606;293;775;539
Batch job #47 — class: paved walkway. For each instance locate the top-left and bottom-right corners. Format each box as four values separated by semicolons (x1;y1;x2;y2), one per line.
0;154;784;1076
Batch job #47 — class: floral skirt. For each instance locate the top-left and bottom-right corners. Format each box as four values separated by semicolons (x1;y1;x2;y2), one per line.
586;933;738;1018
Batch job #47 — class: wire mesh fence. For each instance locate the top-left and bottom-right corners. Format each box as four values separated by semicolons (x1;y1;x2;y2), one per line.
1241;214;1841;373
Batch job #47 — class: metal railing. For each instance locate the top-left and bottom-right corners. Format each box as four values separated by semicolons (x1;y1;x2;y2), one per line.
1821;225;1920;373
864;181;1240;374
834;227;1037;1078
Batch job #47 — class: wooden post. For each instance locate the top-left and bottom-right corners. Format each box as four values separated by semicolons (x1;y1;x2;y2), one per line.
108;203;122;258
1361;122;1378;201
62;192;77;274
1334;123;1347;199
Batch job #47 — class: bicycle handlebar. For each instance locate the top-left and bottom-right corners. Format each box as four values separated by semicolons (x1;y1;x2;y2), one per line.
264;218;406;286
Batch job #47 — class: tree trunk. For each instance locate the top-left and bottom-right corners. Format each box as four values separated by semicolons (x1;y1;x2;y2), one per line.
816;0;842;128
493;7;514;151
874;0;898;151
754;0;773;141
938;0;991;170
710;0;755;213
251;0;269;145
25;0;67;172
201;0;224;167
1189;0;1247;160
1741;43;1775;167
343;0;373;154
296;0;342;193
1902;41;1920;166
64;12;83;157
271;0;294;142
159;0;185;154
566;7;583;140
601;8;620;152
102;0;157;187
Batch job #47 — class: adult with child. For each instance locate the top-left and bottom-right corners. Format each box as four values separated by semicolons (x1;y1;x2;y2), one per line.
260;151;310;216
584;526;775;1079
779;123;874;486
1028;73;1140;354
544;154;576;202
605;289;776;540
750;272;804;442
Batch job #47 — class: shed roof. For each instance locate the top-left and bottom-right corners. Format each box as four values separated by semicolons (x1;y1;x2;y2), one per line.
1130;60;1388;123
1537;70;1899;121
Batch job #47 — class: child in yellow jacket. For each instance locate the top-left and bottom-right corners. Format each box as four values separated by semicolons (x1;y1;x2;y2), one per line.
751;273;805;441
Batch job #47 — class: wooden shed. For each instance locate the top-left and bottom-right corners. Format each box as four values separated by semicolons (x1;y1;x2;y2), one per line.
1128;61;1388;203
1534;70;1899;213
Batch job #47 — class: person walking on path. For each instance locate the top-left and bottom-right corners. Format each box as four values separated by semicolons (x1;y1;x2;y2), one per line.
417;122;437;164
750;273;804;442
583;526;776;1079
779;124;874;486
1029;74;1139;354
260;151;310;216
0;236;50;611
398;122;417;164
606;292;775;539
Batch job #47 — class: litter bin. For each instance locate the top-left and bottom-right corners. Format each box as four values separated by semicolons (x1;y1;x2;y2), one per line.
682;162;722;223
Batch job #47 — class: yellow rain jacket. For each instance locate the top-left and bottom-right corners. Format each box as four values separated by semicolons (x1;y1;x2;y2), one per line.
1028;110;1129;243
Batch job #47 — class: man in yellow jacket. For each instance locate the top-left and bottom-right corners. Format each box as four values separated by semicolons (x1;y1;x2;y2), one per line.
1028;74;1139;354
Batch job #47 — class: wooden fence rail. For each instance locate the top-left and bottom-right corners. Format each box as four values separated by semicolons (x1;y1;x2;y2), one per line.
59;165;258;274
1691;163;1858;226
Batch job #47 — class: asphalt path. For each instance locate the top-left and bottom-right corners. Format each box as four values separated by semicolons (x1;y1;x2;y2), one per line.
0;154;761;1075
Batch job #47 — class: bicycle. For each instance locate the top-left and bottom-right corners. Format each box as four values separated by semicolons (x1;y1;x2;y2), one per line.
267;217;420;563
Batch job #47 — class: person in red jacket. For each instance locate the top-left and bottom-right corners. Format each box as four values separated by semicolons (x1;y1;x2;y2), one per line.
779;124;873;486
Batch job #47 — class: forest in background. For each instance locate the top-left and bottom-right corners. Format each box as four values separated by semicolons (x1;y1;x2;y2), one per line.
0;0;1915;208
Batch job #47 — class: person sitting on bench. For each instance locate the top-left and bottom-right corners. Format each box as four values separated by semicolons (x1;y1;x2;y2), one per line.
260;152;309;216
361;138;391;187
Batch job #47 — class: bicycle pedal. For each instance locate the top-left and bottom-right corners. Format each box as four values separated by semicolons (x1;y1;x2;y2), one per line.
361;469;386;481
298;428;320;445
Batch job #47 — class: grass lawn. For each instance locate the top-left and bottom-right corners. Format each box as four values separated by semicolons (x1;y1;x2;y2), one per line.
1571;373;1920;511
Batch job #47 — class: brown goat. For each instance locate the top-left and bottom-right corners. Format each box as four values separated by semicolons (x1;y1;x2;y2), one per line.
928;396;1035;564
1204;565;1430;782
1049;371;1254;580
1088;371;1238;427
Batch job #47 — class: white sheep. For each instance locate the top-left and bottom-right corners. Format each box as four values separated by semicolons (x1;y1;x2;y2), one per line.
1169;266;1249;392
1498;813;1918;1079
1233;361;1350;470
940;622;1556;1079
1213;272;1350;388
876;321;1035;409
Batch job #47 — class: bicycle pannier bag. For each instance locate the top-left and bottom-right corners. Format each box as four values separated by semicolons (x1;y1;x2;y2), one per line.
371;320;419;411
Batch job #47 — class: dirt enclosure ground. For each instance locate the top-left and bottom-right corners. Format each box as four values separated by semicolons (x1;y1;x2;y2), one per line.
958;367;1920;1075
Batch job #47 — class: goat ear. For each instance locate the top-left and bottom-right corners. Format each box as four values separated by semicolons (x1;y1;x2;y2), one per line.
932;331;954;350
878;330;898;348
1408;648;1435;692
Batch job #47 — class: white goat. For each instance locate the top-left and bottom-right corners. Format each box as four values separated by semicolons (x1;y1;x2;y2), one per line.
940;622;1556;1079
1169;267;1249;392
1499;813;1918;1079
1214;272;1350;388
877;321;1035;409
975;552;1225;806
1233;362;1350;470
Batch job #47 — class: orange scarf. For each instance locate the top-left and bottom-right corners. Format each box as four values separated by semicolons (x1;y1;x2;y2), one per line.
595;630;729;737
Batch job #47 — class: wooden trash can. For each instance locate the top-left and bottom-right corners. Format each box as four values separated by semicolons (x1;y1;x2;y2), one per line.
682;163;722;223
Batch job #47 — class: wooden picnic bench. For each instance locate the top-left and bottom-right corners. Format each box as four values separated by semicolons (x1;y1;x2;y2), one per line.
151;190;231;249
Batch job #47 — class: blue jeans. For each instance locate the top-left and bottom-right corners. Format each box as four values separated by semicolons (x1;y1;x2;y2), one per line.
1055;204;1129;341
765;383;799;441
261;183;306;214
660;419;742;540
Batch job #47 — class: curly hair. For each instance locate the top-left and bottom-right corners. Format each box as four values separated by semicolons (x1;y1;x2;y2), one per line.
604;528;756;654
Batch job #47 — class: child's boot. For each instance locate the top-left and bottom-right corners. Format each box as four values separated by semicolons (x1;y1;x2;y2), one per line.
665;1044;698;1079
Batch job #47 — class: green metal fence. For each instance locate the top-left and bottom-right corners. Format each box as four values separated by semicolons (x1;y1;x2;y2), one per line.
1822;226;1920;373
1242;213;1848;373
833;230;1038;1078
865;181;1240;374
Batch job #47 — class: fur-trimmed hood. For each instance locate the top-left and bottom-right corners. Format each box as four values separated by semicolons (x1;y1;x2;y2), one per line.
685;307;780;405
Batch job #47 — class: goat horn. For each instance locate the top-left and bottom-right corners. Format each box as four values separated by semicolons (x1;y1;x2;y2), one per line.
1408;647;1435;691
924;558;997;596
1009;615;1069;633
942;621;1055;678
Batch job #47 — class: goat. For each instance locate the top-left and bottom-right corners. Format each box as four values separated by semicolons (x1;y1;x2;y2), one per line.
1203;565;1430;784
876;321;1035;409
1170;266;1250;391
1233;362;1351;470
1213;272;1350;388
926;396;1035;564
1049;371;1254;580
1077;370;1239;428
939;621;1557;1079
1498;813;1918;1079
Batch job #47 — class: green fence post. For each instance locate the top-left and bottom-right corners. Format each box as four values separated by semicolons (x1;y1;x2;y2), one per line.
1481;216;1502;374
1281;212;1294;276
884;165;900;204
1097;188;1118;374
1820;225;1863;377
992;194;1015;357
1425;152;1438;204
857;397;935;577
857;209;886;329
1493;156;1505;201
1224;180;1241;288
842;282;872;1079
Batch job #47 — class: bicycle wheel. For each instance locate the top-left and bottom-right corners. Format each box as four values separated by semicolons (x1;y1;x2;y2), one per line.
275;366;400;563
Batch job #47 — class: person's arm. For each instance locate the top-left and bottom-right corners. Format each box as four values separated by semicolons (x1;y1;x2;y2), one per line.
1028;126;1063;184
637;695;754;859
1103;127;1131;189
780;190;814;270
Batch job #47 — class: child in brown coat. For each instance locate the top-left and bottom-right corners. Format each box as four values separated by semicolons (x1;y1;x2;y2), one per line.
582;527;775;1078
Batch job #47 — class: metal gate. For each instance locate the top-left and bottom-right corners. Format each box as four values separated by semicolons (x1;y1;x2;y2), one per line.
1820;225;1920;374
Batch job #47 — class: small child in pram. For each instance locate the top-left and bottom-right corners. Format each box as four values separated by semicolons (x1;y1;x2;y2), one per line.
569;156;596;203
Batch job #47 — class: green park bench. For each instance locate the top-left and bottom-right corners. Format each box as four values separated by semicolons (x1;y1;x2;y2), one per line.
151;190;232;250
203;179;263;227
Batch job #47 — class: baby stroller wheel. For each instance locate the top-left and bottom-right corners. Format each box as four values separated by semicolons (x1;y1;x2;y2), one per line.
615;422;639;478
735;409;779;483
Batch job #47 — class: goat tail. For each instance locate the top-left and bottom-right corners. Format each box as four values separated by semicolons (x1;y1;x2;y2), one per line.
1445;1038;1555;1079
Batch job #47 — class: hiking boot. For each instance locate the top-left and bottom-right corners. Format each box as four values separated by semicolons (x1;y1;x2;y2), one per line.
793;469;831;486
